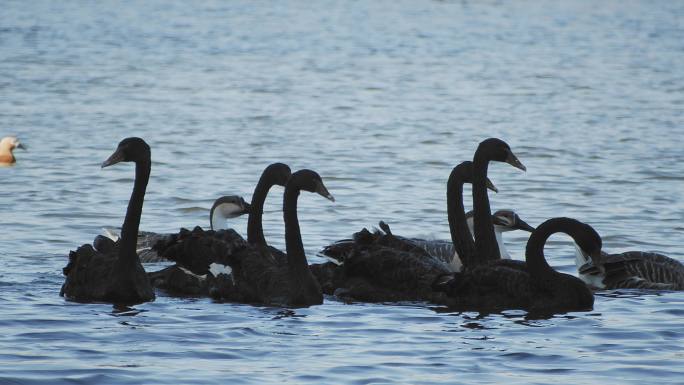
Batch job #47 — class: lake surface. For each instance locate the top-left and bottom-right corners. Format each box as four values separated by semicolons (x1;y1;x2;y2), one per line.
1;1;683;384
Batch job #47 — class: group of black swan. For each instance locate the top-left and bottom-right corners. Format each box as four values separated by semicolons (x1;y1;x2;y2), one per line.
60;137;684;314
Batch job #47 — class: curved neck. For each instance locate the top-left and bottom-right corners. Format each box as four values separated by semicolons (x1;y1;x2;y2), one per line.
119;160;150;265
525;219;572;281
247;171;278;245
472;152;500;263
283;185;308;275
447;172;475;267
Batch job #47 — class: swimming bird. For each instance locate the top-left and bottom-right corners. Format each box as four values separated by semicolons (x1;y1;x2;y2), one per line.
99;195;251;264
434;217;598;313
61;137;155;304
198;169;335;306
575;244;684;290
470;138;527;267
0;136;26;165
148;163;291;294
405;209;534;270
317;161;499;269
318;168;532;271
210;195;252;231
312;138;527;302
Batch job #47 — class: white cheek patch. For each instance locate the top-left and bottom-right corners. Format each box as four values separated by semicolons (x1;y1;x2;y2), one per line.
178;266;208;280
323;255;344;266
211;202;247;230
102;228;120;242
573;243;591;270
219;202;245;219
209;262;233;277
449;252;463;272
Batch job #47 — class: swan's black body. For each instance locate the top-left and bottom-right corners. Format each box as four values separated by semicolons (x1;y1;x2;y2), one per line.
61;137;155;304
311;162;489;302
206;169;334;306
579;251;684;290
312;139;527;303
149;163;290;295
434;218;598;313
317;162;492;268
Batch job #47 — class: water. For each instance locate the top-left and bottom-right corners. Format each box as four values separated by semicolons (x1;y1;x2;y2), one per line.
1;1;683;383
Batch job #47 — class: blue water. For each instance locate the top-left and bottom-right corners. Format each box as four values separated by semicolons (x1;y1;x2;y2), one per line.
1;1;684;383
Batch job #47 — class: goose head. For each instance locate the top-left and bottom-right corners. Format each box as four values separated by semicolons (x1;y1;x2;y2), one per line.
572;222;605;274
210;196;251;230
572;221;603;265
102;137;150;167
491;209;535;233
476;138;526;171
465;209;534;234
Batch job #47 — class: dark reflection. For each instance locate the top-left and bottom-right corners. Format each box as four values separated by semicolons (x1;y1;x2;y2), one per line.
595;289;664;298
271;309;306;320
461;322;492;330
110;304;145;317
432;304;594;327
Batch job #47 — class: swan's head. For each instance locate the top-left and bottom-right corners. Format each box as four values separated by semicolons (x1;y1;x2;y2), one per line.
567;219;603;267
102;137;151;167
477;138;526;171
264;162;292;187
492;209;535;233
289;169;335;202
452;161;498;192
0;136;26;151
210;195;251;230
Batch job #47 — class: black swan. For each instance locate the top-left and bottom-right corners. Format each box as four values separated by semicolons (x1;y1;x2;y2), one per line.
575;244;684;290
434;217;598;313
205;169;335;306
61;137;155;304
318;162;531;270
311;138;527;302
0;136;26;165
470;138;526;267
148;163;291;294
406;209;534;269
97;195;251;264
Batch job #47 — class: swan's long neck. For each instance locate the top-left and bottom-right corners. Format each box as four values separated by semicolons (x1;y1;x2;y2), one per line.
472;151;500;264
447;171;475;268
525;218;578;285
283;185;308;275
119;160;150;265
247;171;275;246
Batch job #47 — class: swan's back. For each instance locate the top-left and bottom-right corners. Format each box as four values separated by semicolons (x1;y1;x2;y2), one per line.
434;261;531;310
152;226;247;274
